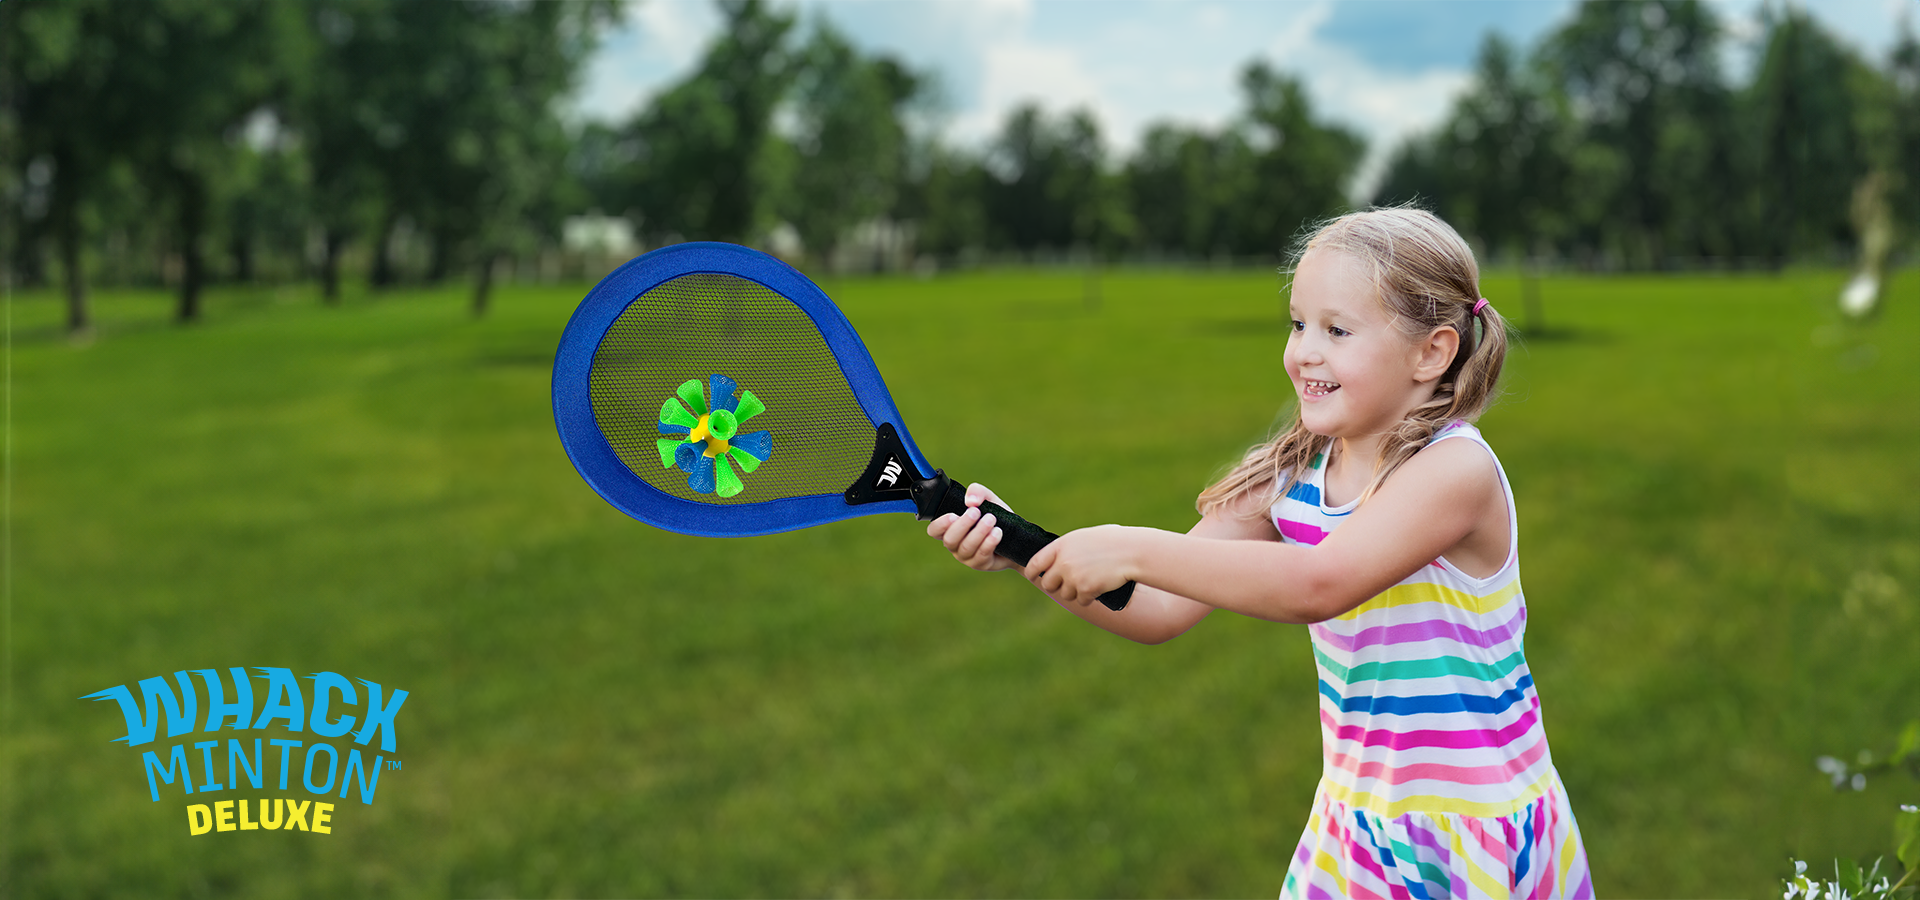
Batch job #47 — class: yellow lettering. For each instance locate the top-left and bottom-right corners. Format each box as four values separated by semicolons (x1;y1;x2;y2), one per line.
239;798;258;830
262;797;283;830
187;804;212;835
312;802;333;835
214;800;236;832
287;799;311;832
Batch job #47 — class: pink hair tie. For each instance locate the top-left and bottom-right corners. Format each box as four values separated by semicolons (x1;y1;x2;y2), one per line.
1472;298;1491;317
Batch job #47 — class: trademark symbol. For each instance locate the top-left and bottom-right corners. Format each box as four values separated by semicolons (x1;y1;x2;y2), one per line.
387;759;402;771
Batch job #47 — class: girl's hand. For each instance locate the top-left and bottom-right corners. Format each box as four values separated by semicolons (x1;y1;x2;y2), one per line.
926;483;1021;573
1024;524;1142;607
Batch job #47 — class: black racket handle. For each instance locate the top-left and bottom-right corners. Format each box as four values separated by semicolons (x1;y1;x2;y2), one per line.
918;475;1135;612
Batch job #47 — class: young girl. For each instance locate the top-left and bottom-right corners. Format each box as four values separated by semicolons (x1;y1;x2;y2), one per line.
929;208;1593;899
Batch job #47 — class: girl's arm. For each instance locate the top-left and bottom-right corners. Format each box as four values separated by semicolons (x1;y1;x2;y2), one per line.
927;483;1280;644
1025;438;1504;624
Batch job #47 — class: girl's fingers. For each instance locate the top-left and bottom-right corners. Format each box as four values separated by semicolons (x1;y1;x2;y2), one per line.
970;517;1001;565
939;507;980;552
956;512;997;561
967;483;1011;513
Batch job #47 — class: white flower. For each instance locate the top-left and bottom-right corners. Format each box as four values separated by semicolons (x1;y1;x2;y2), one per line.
1797;860;1809;876
1901;804;1918;813
1850;773;1866;791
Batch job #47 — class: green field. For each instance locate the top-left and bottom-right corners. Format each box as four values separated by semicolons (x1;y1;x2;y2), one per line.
5;265;1917;898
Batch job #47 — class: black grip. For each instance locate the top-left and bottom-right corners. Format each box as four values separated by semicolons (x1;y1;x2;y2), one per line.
924;476;1135;612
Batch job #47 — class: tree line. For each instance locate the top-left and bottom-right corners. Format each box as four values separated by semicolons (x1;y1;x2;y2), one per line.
6;0;1917;338
1378;2;1920;271
6;0;619;332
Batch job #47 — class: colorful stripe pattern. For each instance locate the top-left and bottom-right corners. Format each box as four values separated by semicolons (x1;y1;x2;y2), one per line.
1272;422;1592;898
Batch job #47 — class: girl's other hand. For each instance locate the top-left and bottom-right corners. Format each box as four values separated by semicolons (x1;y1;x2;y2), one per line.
926;483;1020;572
1025;524;1141;607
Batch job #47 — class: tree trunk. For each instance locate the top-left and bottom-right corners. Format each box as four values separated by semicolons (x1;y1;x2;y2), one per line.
56;201;92;337
176;169;208;324
371;211;398;289
428;225;453;283
230;232;254;283
51;147;92;337
471;252;499;317
321;228;345;305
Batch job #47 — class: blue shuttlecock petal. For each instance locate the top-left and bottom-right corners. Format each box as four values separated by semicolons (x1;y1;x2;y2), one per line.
686;452;717;494
710;374;739;413
658;421;691;436
674;440;707;474
731;430;772;461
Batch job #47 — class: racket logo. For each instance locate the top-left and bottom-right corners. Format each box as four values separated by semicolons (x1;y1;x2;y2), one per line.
878;458;903;488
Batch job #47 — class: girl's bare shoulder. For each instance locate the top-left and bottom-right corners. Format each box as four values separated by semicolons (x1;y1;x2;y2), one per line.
1385;435;1501;507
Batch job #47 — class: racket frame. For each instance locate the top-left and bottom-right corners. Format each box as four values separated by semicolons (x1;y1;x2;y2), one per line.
553;242;935;537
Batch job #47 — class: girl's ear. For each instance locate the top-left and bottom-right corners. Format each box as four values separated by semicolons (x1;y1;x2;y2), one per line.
1412;326;1460;384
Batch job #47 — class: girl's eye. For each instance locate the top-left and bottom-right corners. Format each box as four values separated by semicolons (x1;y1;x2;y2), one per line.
1328;326;1349;337
1290;319;1305;332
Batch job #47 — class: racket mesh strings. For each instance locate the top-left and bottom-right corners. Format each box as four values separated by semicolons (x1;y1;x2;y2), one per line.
588;272;874;504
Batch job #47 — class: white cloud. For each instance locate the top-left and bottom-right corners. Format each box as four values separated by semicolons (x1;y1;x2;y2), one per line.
952;32;1112;148
1248;1;1473;200
572;0;722;123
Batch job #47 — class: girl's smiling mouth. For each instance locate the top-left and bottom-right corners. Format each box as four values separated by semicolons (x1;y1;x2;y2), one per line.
1303;379;1341;397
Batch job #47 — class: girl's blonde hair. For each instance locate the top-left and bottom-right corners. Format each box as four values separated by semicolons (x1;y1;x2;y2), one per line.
1197;206;1508;517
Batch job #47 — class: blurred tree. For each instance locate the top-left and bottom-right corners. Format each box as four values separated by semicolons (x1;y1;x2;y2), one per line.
323;0;615;311
100;0;305;322
6;0;122;335
1375;34;1576;262
1537;0;1735;266
784;23;922;266
985;105;1134;255
1893;23;1920;231
221;135;310;285
624;0;796;244
293;0;395;303
1747;4;1877;264
1229;62;1364;257
897;143;990;261
1127;124;1255;258
428;1;617;314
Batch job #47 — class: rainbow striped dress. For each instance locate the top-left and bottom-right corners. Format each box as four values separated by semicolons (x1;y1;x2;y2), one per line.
1272;422;1593;899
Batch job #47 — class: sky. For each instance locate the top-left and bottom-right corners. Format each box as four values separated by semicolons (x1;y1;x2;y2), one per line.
576;0;1918;196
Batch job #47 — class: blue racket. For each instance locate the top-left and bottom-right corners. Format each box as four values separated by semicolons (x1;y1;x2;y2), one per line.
552;241;1134;611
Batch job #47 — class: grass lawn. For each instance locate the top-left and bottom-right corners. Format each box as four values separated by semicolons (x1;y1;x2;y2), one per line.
4;264;1917;898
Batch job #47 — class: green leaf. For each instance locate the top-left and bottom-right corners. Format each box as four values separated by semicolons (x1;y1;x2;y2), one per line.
659;397;698;429
735;389;766;423
1892;720;1920;765
677;379;708;417
1839;857;1864;893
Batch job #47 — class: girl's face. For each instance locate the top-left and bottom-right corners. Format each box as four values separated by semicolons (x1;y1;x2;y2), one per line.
1283;249;1438;439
